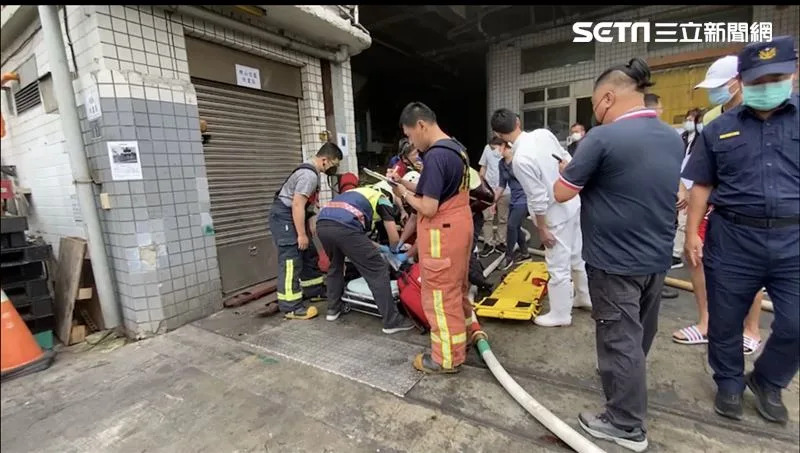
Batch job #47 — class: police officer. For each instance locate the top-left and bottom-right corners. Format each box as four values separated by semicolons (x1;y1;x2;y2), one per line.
316;185;415;334
683;36;799;425
270;143;343;320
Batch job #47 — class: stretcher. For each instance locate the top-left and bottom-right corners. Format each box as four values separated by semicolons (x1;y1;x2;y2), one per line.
473;261;549;321
341;277;400;317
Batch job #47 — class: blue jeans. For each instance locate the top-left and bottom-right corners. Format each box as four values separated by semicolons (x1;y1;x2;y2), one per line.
506;204;528;258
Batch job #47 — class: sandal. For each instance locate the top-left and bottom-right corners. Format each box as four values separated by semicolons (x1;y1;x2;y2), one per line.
743;335;761;356
672;325;708;345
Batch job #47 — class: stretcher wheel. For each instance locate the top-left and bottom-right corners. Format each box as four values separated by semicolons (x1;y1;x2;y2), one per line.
342;302;351;314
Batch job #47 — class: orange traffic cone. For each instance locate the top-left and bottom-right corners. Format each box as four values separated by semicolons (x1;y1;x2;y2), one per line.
1;289;55;381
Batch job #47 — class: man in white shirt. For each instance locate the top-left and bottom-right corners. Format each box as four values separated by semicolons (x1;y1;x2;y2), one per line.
478;143;510;256
490;108;591;326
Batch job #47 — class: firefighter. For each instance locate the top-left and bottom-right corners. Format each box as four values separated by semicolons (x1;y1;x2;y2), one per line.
316;185;415;334
391;102;485;374
269;143;343;320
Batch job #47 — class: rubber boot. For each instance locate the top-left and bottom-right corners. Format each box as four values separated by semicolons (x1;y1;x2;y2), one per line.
535;282;573;327
572;269;592;310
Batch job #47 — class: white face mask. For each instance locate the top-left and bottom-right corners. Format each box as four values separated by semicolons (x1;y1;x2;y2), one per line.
570;132;583;142
683;120;695;132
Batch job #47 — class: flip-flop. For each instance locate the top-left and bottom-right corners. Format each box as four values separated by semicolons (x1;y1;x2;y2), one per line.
743;335;761;356
672;325;708;345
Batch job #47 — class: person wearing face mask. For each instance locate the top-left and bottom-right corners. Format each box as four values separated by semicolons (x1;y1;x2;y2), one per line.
680;108;703;151
566;123;586;156
672;56;765;356
270;142;343;320
683;36;799;425
553;57;684;451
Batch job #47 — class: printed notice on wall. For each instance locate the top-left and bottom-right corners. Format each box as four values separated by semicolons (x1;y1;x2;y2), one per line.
235;64;261;89
84;84;102;122
107;141;143;181
337;132;349;156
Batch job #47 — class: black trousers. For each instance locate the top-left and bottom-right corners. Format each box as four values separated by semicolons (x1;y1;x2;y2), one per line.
587;264;665;432
317;220;403;327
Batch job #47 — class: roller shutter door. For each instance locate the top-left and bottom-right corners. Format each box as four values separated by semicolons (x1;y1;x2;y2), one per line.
194;77;303;295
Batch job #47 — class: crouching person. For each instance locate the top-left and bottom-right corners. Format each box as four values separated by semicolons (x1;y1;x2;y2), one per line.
316;185;415;334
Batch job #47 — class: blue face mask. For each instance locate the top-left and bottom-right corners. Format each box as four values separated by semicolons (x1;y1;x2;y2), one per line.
708;84;734;106
742;79;794;111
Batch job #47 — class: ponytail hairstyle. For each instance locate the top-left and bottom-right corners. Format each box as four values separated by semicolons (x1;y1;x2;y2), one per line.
595;57;654;93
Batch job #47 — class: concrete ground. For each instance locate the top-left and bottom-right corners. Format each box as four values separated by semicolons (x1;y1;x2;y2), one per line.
1;257;798;453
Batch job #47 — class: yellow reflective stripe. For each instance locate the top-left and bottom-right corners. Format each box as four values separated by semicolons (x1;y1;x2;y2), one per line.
430;229;441;258
430;332;441;343
300;276;324;287
277;291;303;301
452;332;467;345
719;131;740;139
432;289;452;369
283;259;300;300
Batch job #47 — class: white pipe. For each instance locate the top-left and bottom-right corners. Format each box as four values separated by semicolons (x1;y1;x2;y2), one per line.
167;5;349;63
476;339;607;453
38;6;121;327
483;254;505;277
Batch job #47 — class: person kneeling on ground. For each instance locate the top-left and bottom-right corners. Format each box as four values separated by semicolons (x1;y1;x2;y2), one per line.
316;184;415;334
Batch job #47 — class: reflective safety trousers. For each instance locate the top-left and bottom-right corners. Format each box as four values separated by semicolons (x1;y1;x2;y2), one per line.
417;191;481;369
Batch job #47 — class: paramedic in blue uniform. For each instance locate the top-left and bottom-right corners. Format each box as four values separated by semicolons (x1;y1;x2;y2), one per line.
683;36;799;425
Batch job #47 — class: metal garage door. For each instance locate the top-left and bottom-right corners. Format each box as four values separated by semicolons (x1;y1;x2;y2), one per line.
194;78;302;295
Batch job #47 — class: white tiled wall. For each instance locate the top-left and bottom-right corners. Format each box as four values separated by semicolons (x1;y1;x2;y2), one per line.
0;7;101;254
487;5;800;126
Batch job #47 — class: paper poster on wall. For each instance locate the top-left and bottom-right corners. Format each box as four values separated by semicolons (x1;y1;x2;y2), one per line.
235;64;261;89
84;84;102;121
337;132;349;156
107;141;143;181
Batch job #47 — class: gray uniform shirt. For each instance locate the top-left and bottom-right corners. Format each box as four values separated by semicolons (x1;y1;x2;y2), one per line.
277;159;320;207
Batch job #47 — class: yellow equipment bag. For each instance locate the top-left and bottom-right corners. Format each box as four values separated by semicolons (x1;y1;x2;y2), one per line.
473;261;549;321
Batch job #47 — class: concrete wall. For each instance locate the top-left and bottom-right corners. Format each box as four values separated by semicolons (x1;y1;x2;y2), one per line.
487;5;800;127
1;5;360;338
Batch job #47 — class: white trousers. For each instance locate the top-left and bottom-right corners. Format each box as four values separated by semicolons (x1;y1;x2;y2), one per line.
543;213;590;313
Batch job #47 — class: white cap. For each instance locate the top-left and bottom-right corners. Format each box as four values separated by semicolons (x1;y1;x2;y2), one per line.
694;56;739;89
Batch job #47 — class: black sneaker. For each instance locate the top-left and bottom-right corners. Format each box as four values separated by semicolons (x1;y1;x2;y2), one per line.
515;251;532;261
495;243;507;254
501;256;515;271
746;372;789;424
382;316;415;334
578;412;648;452
326;308;341;321
714;390;743;420
670;256;684;269
479;244;496;258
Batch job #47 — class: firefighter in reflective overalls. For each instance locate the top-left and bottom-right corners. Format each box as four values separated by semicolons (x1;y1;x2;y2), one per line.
269;143;343;320
683;37;799;424
392;102;485;374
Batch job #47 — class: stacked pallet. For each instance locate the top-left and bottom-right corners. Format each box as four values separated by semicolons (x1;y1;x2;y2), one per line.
0;216;55;349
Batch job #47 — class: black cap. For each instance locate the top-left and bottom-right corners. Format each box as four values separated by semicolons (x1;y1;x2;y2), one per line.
737;36;798;83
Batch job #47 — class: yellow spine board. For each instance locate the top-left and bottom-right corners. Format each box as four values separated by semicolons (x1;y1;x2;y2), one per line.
473;261;549;321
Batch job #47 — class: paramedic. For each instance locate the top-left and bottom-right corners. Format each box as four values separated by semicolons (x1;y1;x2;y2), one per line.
490;108;591;328
391;102;484;374
316;186;415;334
683;37;799;425
554;57;683;450
270;143;342;320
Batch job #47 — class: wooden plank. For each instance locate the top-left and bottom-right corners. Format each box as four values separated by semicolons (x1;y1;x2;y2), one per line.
77;287;93;300
80;259;105;331
54;237;87;345
69;325;87;345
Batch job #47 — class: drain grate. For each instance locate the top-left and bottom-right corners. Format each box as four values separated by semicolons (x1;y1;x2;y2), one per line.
244;320;424;397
